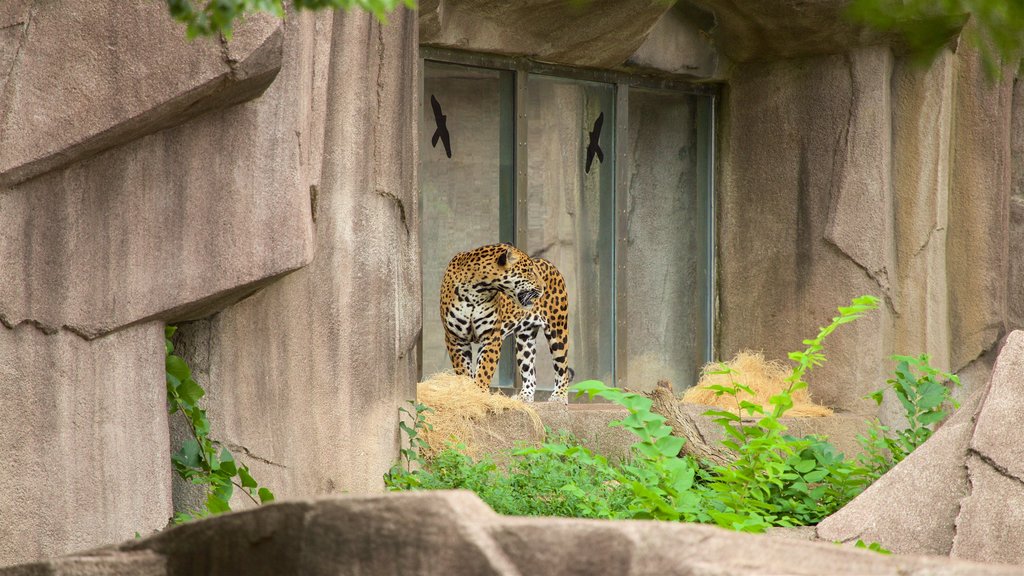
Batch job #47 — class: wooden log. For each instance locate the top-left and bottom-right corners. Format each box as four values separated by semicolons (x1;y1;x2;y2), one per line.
643;380;734;468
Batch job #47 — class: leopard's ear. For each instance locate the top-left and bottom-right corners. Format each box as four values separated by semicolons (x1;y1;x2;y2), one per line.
496;245;518;267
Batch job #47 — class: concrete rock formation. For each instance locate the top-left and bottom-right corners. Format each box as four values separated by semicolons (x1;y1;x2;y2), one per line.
818;330;1024;564
0;1;417;566
3;491;1021;576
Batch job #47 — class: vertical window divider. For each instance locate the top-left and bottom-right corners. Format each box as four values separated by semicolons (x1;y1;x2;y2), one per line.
514;67;529;249
614;83;629;389
511;66;530;393
697;94;717;366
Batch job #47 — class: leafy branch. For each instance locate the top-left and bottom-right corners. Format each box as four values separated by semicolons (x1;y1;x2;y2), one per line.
165;0;417;39
165;326;274;523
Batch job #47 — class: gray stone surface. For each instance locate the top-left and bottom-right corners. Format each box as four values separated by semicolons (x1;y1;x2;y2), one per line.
0;1;282;186
0;552;166;576
950;332;1024;564
6;491;1021;575
0;1;417;566
0;322;171;566
946;34;1013;372
625;2;720;79
891;51;954;370
968;331;1024;480
1009;198;1024;331
952;454;1024;564
717;47;895;417
420;0;673;68
167;7;420;507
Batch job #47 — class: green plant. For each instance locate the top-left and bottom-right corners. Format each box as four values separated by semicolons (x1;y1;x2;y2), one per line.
695;296;879;531
858;354;960;479
165;0;416;39
855;539;893;554
571;381;708;522
165;326;274;523
384;402;433;489
847;0;1023;79
388;295;963;534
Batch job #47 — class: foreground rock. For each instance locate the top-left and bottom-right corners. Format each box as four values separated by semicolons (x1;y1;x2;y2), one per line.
818;330;1024;564
3;491;1019;576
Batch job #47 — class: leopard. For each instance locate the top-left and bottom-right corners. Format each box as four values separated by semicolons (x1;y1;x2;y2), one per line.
439;243;573;403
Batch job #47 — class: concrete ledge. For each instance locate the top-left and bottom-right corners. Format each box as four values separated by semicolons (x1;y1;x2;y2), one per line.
466;401;872;461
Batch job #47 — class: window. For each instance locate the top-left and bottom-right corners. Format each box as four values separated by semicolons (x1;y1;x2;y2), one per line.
419;50;715;395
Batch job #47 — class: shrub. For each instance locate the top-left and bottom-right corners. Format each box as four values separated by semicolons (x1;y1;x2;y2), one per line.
386;295;960;532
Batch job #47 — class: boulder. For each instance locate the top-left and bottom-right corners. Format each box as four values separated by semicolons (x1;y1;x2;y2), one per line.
819;330;1024;563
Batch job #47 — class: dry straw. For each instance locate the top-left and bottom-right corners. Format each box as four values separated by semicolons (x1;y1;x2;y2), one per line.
416;372;544;458
683;351;833;418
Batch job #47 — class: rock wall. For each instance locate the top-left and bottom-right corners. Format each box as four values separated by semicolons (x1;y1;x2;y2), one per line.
0;1;417;566
709;5;1021;417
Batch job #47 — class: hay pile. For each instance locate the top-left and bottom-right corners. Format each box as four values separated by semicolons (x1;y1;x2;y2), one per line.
683;351;833;418
415;373;544;458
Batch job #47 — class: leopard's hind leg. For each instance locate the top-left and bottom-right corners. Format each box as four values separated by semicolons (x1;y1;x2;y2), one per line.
514;323;541;402
544;319;572;404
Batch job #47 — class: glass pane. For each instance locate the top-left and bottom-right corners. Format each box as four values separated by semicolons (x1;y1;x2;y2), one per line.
526;74;616;390
624;88;709;391
420;61;516;387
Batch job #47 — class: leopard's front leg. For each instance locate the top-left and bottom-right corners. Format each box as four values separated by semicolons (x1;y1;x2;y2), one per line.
473;327;503;392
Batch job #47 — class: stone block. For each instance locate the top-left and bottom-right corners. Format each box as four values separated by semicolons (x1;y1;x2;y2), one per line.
815;390;980;555
0;322;171;566
1009;198;1024;331
0;0;282;186
464;401;870;464
0;10;314;339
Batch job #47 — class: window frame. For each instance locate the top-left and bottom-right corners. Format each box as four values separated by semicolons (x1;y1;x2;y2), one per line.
419;47;718;392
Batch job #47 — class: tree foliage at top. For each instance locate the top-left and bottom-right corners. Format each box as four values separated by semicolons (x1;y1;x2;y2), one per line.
165;0;415;39
847;0;1024;78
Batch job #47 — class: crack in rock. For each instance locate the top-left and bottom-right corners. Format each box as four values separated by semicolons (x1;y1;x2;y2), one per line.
375;188;409;236
222;442;288;469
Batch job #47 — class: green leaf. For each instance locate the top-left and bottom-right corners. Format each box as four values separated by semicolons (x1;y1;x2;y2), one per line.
258;487;275;504
177;378;206;406
238;465;258;489
654;435;686;458
165;355;191;384
803;469;830;483
206;493;231;514
793;459;817;473
173;439;202;469
219;448;237;476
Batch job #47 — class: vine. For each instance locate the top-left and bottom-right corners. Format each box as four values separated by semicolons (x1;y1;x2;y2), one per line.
165;326;274;523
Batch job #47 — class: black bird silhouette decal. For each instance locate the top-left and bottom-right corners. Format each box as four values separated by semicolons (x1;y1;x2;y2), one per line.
585;112;604;174
430;94;452;159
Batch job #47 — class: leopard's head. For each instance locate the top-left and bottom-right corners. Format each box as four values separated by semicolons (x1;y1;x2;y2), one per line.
492;244;544;308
